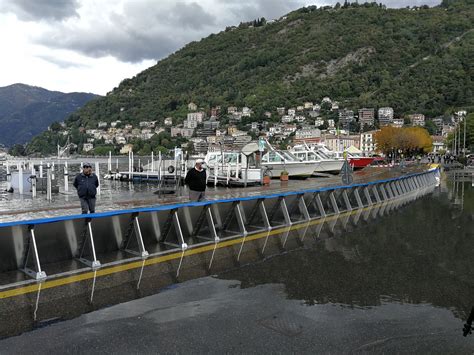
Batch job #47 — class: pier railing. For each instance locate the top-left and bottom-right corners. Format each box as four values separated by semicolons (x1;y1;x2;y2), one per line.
0;169;439;287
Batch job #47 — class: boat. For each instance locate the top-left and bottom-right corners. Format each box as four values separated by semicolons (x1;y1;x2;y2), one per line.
314;143;373;170
347;154;375;169
261;150;317;178
290;144;343;175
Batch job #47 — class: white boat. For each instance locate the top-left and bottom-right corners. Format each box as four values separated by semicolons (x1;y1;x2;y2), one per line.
290;144;344;175
261;150;317;178
205;148;315;180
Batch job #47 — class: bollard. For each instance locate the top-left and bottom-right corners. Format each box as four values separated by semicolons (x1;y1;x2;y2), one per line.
30;166;37;198
151;151;154;173
108;151;112;173
95;162;101;196
19;164;24;195
158;151;162;179
46;166;52;201
6;162;11;191
64;161;69;192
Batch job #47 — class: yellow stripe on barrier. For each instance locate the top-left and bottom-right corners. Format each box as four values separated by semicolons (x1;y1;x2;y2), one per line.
0;203;383;299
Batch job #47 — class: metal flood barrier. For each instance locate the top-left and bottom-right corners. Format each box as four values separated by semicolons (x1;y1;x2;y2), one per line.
0;169;440;287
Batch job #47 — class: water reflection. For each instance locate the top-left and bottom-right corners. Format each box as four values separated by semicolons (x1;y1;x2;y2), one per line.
219;178;474;324
0;174;470;341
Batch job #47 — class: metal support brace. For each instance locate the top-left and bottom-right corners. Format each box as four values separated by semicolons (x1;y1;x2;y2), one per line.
396;181;405;195
403;179;411;193
401;180;408;194
363;187;373;206
280;198;292;226
329;191;340;214
372;185;381;203
162;210;188;250
22;226;47;280
354;188;364;208
206;207;219;242
192;206;219;242
342;190;352;211
298;194;311;221
235;202;248;236
259;200;272;231
379;184;389;201
78;219;101;269
314;193;326;218
413;176;421;189
390;182;399;197
173;210;188;250
124;213;149;258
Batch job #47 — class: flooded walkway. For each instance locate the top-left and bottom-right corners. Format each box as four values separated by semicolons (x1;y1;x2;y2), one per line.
0;172;472;352
0;165;424;223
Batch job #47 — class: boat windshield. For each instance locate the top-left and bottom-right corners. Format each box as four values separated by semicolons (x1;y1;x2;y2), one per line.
316;150;331;159
262;152;283;163
281;151;298;161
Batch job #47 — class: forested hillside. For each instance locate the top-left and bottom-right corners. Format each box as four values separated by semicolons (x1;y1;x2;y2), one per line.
27;0;473;154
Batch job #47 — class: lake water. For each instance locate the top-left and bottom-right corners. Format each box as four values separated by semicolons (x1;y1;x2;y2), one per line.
0;171;472;352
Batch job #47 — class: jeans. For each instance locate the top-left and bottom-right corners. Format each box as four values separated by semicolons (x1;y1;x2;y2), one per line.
80;197;96;214
189;190;206;202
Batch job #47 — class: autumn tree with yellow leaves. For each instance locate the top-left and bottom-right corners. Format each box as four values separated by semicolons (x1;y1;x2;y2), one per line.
374;127;432;156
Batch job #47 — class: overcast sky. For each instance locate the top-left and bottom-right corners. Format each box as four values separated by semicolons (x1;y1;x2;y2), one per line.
0;0;441;95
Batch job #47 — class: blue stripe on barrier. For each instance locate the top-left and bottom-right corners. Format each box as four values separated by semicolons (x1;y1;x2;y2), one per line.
0;169;437;229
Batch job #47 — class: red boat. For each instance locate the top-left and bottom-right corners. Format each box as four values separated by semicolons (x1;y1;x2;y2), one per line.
348;155;374;169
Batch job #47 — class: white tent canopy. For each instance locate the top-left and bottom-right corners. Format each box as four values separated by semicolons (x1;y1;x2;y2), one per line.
346;145;362;154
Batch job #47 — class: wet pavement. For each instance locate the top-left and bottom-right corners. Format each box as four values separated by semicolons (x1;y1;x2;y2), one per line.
0;171;472;353
0;164;425;223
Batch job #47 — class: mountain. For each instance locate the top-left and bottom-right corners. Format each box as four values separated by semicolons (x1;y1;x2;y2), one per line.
27;0;473;155
0;83;99;146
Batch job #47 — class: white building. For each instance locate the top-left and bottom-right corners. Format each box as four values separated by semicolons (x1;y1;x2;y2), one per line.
187;112;206;123
83;143;94;152
288;108;296;117
242;107;252;117
392;118;404;128
360;130;378;156
281;115;294;123
295;127;321;140
314;118;324;127
164;117;173;126
410;114;425;126
98;121;107;128
378;107;394;126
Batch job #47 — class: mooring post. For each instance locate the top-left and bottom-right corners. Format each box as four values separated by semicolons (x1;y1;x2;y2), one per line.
6;162;11;191
46;165;52;201
64;161;69;192
95;162;101;196
30;165;37;198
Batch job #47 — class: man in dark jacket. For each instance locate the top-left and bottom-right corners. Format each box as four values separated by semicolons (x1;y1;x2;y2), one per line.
73;163;99;214
185;159;207;201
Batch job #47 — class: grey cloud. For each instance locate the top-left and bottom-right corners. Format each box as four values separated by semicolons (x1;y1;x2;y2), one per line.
169;2;216;30
35;1;217;63
221;0;308;22
0;0;79;21
38;23;180;62
36;54;88;69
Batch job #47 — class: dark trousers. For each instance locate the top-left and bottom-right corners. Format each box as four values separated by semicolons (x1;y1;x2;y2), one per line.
80;197;96;214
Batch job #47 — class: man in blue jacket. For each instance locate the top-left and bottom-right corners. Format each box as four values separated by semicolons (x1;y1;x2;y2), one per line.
73;163;99;214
